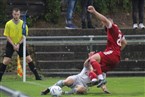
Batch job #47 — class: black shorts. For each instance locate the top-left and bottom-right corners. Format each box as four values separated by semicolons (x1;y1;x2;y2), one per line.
4;41;29;58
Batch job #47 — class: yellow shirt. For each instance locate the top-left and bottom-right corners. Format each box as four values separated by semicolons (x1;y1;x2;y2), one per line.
4;19;28;44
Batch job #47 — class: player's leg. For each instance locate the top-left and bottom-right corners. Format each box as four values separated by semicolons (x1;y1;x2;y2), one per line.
84;52;107;89
41;80;65;95
48;77;74;88
75;85;87;94
0;42;14;81
83;56;99;87
87;71;98;86
18;44;41;80
84;52;101;67
65;85;87;94
0;57;11;81
41;76;76;95
84;53;106;87
64;75;88;95
26;55;41;80
63;76;76;86
87;72;110;94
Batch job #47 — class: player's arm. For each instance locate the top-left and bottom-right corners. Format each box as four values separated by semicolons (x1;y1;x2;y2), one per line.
6;36;20;51
4;23;15;47
87;6;112;28
18;37;23;44
121;37;127;50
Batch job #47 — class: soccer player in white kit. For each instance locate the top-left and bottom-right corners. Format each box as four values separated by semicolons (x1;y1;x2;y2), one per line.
41;66;91;95
41;64;109;95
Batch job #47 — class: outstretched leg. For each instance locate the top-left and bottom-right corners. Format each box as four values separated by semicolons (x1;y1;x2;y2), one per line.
84;53;106;87
41;80;65;95
41;76;75;95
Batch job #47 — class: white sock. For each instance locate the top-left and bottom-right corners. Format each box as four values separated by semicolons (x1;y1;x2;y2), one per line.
98;74;104;80
92;78;97;82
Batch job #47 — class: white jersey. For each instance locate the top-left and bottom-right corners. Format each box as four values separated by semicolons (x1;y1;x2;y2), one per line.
77;67;91;84
68;67;91;88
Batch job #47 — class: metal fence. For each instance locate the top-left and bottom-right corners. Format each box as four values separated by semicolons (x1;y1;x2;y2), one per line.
1;35;145;45
0;34;145;54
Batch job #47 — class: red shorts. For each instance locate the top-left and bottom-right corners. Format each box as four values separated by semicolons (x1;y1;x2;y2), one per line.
98;51;120;72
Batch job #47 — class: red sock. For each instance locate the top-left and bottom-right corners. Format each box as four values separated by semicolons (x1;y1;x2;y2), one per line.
88;71;97;80
90;59;102;75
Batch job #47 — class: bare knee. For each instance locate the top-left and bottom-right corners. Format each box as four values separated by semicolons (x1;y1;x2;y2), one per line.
3;57;11;65
76;86;87;94
63;78;74;86
84;53;101;67
89;53;101;63
26;55;33;63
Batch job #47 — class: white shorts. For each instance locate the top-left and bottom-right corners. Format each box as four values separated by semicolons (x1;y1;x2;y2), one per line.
67;75;88;89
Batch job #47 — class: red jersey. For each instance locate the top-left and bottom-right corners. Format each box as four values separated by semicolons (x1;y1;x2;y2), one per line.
104;23;124;56
98;23;125;72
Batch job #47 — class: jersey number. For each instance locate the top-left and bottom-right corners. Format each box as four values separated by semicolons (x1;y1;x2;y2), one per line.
117;34;122;46
103;50;113;55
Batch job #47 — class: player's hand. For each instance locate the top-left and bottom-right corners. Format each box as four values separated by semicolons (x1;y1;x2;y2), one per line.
88;6;96;13
13;44;20;51
16;44;20;51
101;85;111;94
13;45;17;51
88;51;96;57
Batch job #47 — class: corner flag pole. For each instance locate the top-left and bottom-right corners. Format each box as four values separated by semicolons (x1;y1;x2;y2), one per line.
22;11;27;82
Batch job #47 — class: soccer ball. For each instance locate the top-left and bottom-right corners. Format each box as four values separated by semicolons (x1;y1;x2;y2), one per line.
50;86;62;97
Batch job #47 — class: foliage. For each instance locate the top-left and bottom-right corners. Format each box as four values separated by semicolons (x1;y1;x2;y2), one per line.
26;17;33;27
0;0;132;27
0;0;6;26
93;0;131;13
44;0;61;24
26;16;39;27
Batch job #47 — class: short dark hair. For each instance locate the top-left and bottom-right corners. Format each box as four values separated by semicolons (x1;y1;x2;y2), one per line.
12;8;20;12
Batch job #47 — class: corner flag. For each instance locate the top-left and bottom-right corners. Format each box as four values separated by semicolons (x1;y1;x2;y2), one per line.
22;10;27;82
17;56;23;77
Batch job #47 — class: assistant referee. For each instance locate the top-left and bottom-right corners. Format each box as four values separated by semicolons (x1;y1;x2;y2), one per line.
0;8;41;81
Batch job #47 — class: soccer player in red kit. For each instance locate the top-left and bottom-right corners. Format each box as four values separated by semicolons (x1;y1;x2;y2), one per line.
84;6;127;88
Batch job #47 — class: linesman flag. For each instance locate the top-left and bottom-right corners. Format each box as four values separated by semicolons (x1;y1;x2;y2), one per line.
17;56;23;77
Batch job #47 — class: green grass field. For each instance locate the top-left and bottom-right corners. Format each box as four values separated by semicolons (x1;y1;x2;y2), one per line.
0;75;145;97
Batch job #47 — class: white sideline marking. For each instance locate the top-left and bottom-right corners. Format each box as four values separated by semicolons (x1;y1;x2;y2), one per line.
26;81;46;88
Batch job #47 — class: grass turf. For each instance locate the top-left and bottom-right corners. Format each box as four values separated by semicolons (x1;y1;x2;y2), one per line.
0;75;144;97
